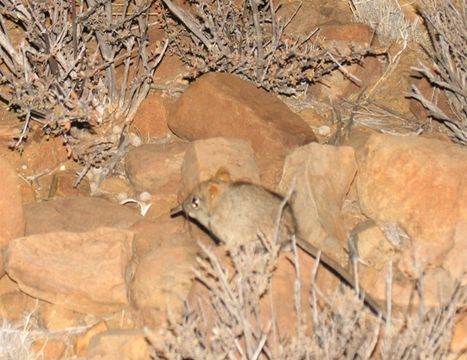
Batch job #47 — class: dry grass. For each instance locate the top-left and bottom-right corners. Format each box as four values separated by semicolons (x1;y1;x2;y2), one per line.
0;320;36;360
0;307;96;359
348;0;427;45
146;235;466;359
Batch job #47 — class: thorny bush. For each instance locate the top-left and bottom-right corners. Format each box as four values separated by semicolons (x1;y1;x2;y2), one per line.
0;0;166;182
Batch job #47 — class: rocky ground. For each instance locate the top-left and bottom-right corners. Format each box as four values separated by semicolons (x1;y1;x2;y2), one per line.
0;0;465;359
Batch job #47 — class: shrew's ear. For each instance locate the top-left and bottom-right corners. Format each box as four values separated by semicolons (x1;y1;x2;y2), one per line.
208;183;220;201
213;167;231;183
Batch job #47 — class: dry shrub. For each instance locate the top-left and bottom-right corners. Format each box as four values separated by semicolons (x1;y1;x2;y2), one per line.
146;236;466;359
410;0;466;144
160;0;384;96
348;0;426;44
0;0;166;182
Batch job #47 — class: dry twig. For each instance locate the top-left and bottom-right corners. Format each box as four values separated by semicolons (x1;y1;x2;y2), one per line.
409;0;466;144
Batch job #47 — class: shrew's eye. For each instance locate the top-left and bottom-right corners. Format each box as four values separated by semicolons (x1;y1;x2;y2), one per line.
191;196;200;208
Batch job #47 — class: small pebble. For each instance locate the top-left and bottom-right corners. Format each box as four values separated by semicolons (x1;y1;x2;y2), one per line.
129;133;142;147
318;126;331;136
138;191;152;202
116;192;129;202
112;125;122;134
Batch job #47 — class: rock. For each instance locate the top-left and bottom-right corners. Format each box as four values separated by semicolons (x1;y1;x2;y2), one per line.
99;176;133;196
130;91;172;139
131;245;197;328
278;142;358;256
443;221;467;285
168;72;316;187
186;246;370;342
422;267;457;306
317;125;331;137
24;196;142;235
0;157;25;248
75;321;109;358
356;134;467;276
125;142;187;194
130;215;200;328
0;274;19;295
153;53;190;87
19;136;68;174
0;254;4;278
125;142;188;217
31;339;66;360
262;249;345;336
355;222;396;284
451;312;467;353
39;302;83;331
19;180;36;205
368;46;422;119
0;114;21;147
308;23;383;100
278;0;352;35
181;137;260;195
87;329;151;360
0;289;38;323
373;266;459;309
296;107;332;142
129;220;166;258
46;169;91;199
410;76;458;123
4;227;135;314
130;214;204;257
320;22;378;46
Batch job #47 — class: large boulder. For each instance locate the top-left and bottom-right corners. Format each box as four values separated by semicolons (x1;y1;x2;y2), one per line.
4;227;135;315
24;196;142;235
168;72;316;187
356;134;467;282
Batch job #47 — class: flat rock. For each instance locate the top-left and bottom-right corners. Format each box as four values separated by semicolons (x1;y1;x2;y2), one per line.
88;329;151;360
181;137;260;195
0;157;25;248
168;72;316;187
24;196;142;235
356;134;467;279
47;169;91;198
4;227;134;315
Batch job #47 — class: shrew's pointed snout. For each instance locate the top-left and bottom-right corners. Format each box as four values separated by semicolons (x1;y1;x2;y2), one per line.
170;203;183;217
